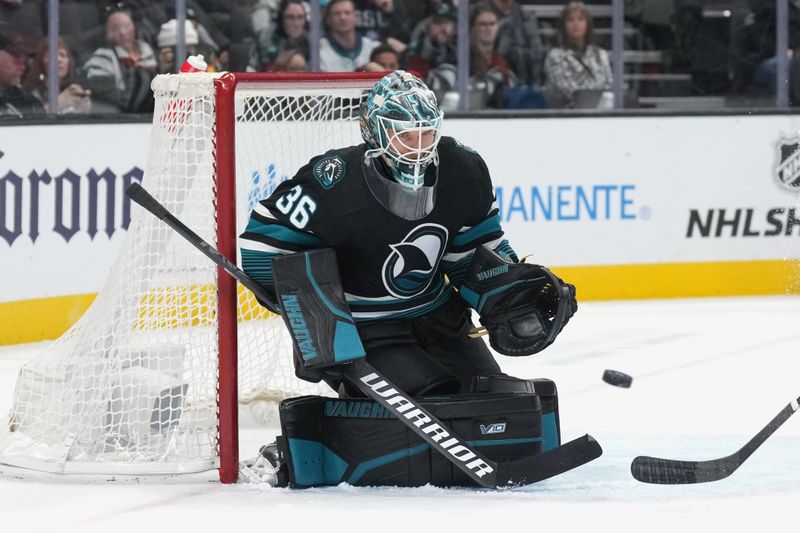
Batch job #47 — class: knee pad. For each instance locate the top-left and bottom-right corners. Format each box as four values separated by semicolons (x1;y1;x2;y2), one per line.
470;374;561;452
273;392;543;488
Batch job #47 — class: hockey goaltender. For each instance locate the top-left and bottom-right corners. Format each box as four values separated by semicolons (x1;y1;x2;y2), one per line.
238;70;598;488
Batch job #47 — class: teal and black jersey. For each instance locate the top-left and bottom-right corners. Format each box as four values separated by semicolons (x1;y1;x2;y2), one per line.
239;136;517;321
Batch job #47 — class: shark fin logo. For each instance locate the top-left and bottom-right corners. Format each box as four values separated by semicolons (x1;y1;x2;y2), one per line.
775;136;800;191
382;223;448;299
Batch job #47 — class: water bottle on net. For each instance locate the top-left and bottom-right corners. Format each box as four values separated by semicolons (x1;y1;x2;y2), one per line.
179;54;208;73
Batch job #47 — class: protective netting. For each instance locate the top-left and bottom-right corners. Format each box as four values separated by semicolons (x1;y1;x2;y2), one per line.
0;73;372;477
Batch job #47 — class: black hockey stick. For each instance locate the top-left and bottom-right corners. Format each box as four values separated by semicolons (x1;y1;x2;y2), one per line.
125;183;281;314
126;182;602;488
631;394;800;484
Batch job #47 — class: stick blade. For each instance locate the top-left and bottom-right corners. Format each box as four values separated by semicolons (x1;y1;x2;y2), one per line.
499;434;603;487
631;396;799;485
631;455;736;484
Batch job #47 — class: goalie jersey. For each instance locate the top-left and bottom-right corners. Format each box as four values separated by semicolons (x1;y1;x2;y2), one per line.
239;136;517;321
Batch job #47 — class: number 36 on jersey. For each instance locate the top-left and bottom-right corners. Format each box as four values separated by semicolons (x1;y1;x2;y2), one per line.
275;185;317;229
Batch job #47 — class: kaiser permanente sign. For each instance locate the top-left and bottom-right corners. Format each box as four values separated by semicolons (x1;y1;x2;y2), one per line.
447;115;800;300
1;115;799;344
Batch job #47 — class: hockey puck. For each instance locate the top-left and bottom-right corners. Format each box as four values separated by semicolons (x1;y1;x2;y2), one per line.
602;369;633;388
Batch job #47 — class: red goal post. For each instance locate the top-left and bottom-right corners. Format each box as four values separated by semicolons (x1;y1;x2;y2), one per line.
213;72;382;482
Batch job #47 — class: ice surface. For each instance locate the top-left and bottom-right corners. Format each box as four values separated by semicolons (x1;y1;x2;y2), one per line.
1;296;798;533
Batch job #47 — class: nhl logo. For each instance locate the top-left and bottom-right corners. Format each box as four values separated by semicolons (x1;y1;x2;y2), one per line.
774;136;800;191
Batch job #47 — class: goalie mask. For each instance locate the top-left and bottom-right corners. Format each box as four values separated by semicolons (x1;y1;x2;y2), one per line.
460;246;578;356
360;70;443;191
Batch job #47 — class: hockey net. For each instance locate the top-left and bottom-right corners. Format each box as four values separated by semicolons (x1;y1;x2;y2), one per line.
0;72;381;482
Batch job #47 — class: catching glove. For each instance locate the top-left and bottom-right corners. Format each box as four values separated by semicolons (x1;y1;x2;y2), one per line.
460;245;577;356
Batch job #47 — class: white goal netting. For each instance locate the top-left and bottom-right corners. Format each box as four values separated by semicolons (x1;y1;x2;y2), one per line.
0;73;374;478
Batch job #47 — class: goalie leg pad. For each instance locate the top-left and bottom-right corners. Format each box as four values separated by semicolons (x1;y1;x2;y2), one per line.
275;393;544;488
470;374;561;451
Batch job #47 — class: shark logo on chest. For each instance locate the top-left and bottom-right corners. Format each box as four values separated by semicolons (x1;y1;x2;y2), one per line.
382;223;448;299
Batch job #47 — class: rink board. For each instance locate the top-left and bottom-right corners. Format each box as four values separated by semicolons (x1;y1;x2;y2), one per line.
1;115;800;343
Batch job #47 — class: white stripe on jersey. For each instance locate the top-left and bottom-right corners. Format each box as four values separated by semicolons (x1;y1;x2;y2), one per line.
253;203;277;219
481;235;505;250
441;236;504;263
238;236;294;255
441;249;473;262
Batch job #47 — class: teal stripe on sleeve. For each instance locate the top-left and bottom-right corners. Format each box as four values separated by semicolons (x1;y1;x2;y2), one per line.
241;249;279;286
495;239;518;262
452;215;502;247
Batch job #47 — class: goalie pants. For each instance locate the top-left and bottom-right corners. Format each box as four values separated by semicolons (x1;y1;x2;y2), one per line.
333;295;502;397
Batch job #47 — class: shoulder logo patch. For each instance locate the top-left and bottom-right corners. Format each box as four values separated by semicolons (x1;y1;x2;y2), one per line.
313;156;347;189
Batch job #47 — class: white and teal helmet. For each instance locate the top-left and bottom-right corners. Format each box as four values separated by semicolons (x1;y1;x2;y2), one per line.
360;70;443;190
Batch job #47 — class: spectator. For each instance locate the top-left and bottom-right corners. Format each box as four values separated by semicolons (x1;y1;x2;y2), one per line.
490;0;544;86
108;0;169;52
175;2;235;71
115;1;234;71
23;37;92;113
543;1;613;108
320;0;380;72
0;30;42;117
196;0;247;44
83;9;156;113
57;1;107;66
155;19;200;74
252;0;281;61
364;43;399;71
185;1;252;72
402;3;457;78
0;0;45;51
405;0;450;27
470;2;517;108
269;47;308;71
262;0;309;70
406;1;454;45
355;0;413;53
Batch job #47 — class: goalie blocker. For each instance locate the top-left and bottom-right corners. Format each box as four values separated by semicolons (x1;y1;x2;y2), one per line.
273;248;366;384
268;248;562;488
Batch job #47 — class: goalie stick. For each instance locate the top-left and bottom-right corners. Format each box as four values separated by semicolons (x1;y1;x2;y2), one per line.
126;182;602;488
631;394;800;484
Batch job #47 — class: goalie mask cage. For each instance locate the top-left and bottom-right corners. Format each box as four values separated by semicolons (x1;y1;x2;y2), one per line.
0;72;382;483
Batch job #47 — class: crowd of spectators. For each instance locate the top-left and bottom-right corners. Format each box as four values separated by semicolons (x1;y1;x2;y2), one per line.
1;0;799;117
